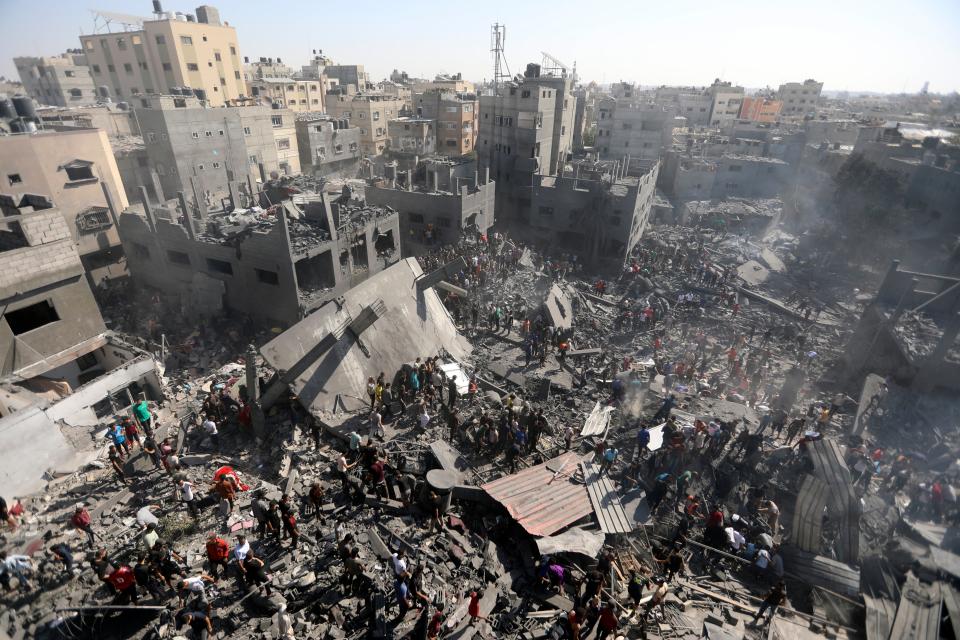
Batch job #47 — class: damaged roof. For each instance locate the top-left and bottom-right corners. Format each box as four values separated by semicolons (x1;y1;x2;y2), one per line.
481;451;592;537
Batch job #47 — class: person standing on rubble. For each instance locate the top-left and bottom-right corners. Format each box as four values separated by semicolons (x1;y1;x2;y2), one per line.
205;533;230;581
367;377;377;409
70;503;96;548
752;581;786;625
370;408;385;440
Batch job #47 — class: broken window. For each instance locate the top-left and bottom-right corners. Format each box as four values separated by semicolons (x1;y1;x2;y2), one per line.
7;173;22;185
5;300;60;335
255;268;280;285
75;352;99;371
167;250;190;266
76;207;112;234
277;138;291;150
206;258;233;275
295;252;335;290
63;160;95;182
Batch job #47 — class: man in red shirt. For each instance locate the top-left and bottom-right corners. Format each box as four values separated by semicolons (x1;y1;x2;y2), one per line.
205;533;230;581
468;590;485;625
597;600;619;640
71;504;96;548
107;565;138;603
427;603;445;639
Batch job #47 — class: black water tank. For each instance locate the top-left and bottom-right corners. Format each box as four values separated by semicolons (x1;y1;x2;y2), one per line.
98;85;111;98
193;88;206;101
0;98;15;119
116;101;129;111
9;120;25;133
12;95;36;120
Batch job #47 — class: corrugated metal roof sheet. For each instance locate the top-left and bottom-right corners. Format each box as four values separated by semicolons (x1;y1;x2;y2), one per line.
779;546;861;597
792;474;830;553
807;438;860;563
481;452;591;537
888;576;941;640
582;461;633;534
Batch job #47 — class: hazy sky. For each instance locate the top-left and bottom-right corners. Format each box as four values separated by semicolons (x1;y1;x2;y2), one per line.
2;0;958;94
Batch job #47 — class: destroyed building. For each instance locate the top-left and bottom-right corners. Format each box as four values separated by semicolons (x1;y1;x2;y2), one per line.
520;158;659;267
386;116;435;156
0;194;161;496
841;259;960;391
364;160;495;253
294;115;362;178
117;188;400;326
660;151;792;200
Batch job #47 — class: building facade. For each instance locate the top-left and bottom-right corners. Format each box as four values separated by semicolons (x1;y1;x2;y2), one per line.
415;90;478;157
79;5;243;107
387;117;435;155
778;80;824;117
0;126;129;280
131;94;287;207
248;77;326;112
596;92;678;166
14;52;98;107
707;80;745;128
294;116;362;177
325;93;405;155
365;171;495;253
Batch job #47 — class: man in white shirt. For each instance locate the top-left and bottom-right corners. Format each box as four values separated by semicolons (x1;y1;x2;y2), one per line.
179;478;198;519
725;526;746;552
391;550;408;577
202;415;219;449
370;411;384;440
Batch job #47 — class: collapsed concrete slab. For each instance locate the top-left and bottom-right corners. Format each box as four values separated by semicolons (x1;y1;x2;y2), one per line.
261;257;471;420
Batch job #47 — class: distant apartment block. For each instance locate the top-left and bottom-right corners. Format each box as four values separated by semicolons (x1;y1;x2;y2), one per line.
325;93;405;155
778;79;823;117
79;4;244;107
707;80;745;128
295;116;362;177
249;77;326;112
388;117;435;156
14;52;98;107
415;90;478;157
596;87;679;166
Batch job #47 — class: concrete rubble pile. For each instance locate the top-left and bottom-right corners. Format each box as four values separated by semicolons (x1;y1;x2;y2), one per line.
4;207;959;640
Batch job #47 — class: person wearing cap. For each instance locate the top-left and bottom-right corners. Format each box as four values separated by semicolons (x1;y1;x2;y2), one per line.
71;504;96;548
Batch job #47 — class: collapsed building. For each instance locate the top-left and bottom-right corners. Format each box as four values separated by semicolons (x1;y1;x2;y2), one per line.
364;160;495;253
117;187;400;327
0;194;161;497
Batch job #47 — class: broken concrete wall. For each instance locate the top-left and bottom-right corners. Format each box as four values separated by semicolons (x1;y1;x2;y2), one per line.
0;405;89;497
0;208;107;378
364;180;495;253
261;258;471;417
118;211;303;327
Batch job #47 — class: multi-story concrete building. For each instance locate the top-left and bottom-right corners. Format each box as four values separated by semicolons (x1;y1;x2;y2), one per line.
307;61;367;93
325;92;405;155
778;80;824;118
415;90;478;156
79;4;243;107
130;94;290;208
379;82;412;110
117;188;400;326
266;109;300;175
0;125;129;280
524;160;659;268
659;151;791;201
295;116;362;177
13;52;98;107
707;80;745;128
739;97;783;123
596;89;679;167
0;194;108;379
478;63;576;221
387;117;435;156
365;165;494;253
248;77;325;112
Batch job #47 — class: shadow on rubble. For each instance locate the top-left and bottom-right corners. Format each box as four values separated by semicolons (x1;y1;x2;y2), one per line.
35;607;167;640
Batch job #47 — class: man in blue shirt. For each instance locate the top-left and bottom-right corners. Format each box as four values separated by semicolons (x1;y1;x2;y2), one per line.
109;423;130;457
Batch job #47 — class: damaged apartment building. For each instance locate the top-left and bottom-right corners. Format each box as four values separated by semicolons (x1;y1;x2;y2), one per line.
0;103;129;281
0;194;161;497
117;186;400;327
365;158;495;253
294;114;363;178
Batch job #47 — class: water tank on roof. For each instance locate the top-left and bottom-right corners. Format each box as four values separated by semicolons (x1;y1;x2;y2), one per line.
116;101;129;111
12;95;36;120
194;89;207;101
0;98;15;119
9;120;25;133
24;120;37;133
98;85;111;98
271;102;281;109
186;13;195;21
